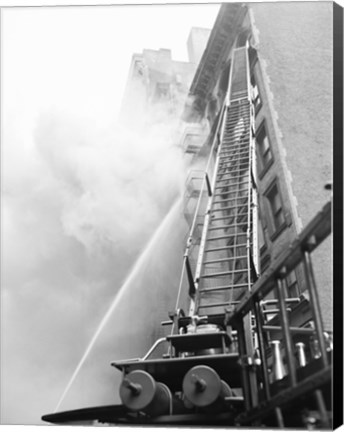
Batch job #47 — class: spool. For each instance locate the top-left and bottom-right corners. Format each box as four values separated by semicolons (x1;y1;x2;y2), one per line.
119;370;171;416
182;365;232;408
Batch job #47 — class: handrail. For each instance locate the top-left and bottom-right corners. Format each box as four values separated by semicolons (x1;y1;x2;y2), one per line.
187;100;227;240
141;338;168;360
171;99;228;329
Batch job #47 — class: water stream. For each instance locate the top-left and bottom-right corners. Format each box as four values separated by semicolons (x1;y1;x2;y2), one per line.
54;198;181;412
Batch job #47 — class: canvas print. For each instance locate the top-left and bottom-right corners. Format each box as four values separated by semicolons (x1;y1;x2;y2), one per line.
1;1;334;428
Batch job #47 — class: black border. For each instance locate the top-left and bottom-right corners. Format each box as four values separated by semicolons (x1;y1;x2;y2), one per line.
333;1;343;429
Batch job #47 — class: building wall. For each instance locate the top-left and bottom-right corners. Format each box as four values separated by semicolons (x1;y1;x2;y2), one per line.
250;1;332;228
120;48;198;128
249;2;333;329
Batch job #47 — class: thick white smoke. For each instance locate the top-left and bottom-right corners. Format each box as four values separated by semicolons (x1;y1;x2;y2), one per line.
1;3;220;424
2;103;190;423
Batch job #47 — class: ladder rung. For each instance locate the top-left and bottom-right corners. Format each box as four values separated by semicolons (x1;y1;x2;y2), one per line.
211;204;249;212
203;256;247;265
215;182;249;190
216;176;249;184
219;155;249;162
197;300;240;309
210;214;248;223
222;131;249;139
220;143;249;151
221;140;249;148
226;115;250;123
261;325;315;335
226;111;250;119
226;115;250;124
222;135;249;141
198;302;228;309
213;189;249;197
205;243;247;253
224;127;249;134
219;161;249;169
261;298;300;305
207;232;248;241
228;100;249;106
221;141;249;147
200;283;249;293
222;135;249;142
228;99;250;106
227;108;250;115
222;130;249;137
198;302;235;309
201;269;249;278
216;176;248;184
230;95;249;103
219;155;250;163
219;150;249;158
223;125;249;132
213;197;249;205
263;308;291;314
223;127;249;134
212;204;248;213
217;167;249;175
208;222;248;231
231;91;249;98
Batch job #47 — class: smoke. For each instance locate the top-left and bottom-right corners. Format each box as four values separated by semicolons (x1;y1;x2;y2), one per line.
1;99;190;423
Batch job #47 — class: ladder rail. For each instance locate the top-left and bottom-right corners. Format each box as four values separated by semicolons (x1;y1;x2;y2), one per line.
172;100;227;331
189;103;229;316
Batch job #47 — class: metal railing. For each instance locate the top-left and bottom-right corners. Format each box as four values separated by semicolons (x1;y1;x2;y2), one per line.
227;200;332;426
171;100;228;332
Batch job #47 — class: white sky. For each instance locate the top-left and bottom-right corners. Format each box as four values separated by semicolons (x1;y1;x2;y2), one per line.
2;3;220;130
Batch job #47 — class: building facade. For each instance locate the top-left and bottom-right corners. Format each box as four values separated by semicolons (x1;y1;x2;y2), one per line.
182;2;332;331
120;28;211;128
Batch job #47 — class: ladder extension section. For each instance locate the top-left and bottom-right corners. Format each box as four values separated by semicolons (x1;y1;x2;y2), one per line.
189;46;258;317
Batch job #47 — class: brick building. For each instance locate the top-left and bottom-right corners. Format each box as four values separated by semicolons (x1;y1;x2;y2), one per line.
182;2;332;331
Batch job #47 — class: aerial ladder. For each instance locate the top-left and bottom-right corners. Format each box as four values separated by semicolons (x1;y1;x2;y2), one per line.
42;43;332;428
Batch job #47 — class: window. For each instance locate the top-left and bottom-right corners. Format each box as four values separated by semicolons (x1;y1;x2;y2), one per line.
258;213;267;254
265;181;286;238
260;254;271;273
286;270;300;298
256;124;273;176
134;60;145;77
154;82;170;101
251;73;262;114
183;133;202;154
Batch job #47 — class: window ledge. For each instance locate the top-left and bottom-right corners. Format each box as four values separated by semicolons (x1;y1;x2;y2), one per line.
270;221;288;242
254;102;262;116
258;158;274;180
260;244;267;255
